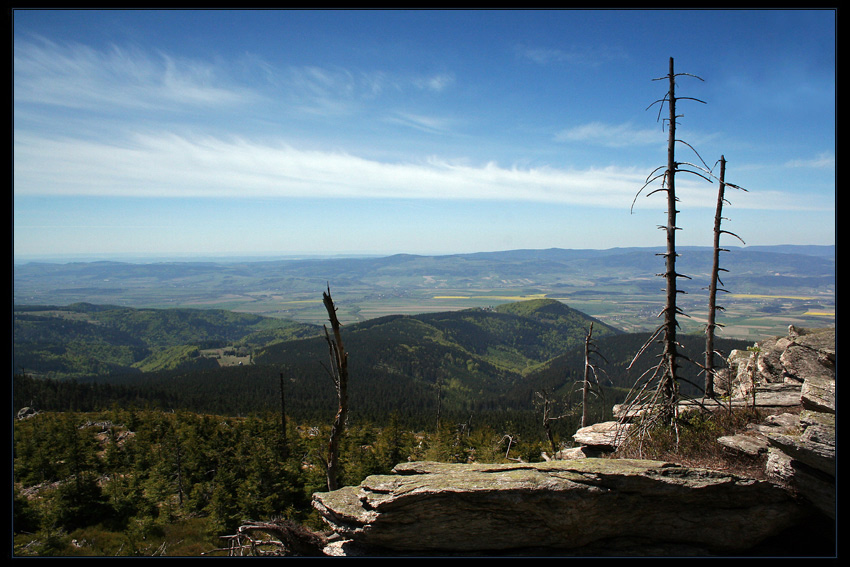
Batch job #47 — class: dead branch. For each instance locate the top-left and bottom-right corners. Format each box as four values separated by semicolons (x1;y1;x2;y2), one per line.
206;520;329;557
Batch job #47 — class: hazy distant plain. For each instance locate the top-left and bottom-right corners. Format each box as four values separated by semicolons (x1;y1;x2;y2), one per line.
13;246;834;341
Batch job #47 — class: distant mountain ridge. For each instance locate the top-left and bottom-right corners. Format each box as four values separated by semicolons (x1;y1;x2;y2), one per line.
14;245;835;308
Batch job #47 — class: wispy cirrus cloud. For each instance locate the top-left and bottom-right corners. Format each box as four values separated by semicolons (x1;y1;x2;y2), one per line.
785;152;835;169
554;121;661;148
412;73;454;92
14;36;254;111
12;130;648;205
514;43;627;66
14;37;454;121
277;65;454;116
384;111;455;135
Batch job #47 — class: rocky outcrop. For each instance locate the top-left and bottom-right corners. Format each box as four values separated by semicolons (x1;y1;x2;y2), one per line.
715;326;835;520
311;326;835;556
723;325;834;398
312;459;808;556
568;327;835;521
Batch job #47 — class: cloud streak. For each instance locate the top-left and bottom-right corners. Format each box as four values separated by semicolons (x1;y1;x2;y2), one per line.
15;37;456;127
785;152;835;169
14;131;823;212
276;65;453;118
14;37;253;111
13;131;637;203
555;121;661;148
513;43;627;66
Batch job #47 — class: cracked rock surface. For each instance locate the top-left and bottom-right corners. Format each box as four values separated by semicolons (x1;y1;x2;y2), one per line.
313;459;805;555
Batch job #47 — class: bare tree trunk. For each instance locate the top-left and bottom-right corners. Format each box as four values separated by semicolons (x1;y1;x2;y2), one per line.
210;520;328;557
705;156;726;399
536;386;577;457
704;155;746;400
322;286;348;492
581;322;594;428
622;57;728;451
660;56;680;424
538;390;559;455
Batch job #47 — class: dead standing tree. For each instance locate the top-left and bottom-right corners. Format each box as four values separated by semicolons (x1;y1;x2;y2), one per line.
704;156;747;399
536;324;606;456
534;388;569;456
580;322;608;428
624;57;708;438
321;285;348;492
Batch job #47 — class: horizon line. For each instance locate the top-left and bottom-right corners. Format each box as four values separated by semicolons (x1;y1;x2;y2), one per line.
13;243;836;265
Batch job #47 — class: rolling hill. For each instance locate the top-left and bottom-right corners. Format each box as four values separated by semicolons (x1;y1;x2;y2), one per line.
14;298;751;431
250;298;622;411
13;303;321;379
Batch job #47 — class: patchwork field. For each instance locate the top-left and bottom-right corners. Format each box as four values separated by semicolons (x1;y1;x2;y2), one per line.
14;245;834;340
118;284;832;341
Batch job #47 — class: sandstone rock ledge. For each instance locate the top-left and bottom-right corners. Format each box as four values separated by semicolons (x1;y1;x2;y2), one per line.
312;459;808;556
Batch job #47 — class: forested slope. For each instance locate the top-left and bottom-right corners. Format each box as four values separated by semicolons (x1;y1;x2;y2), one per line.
14;299;749;433
13;303;321;379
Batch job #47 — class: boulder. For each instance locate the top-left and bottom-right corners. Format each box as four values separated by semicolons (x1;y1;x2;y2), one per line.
312;459;808;556
545;446;608;460
591;326;836;525
765;415;835;477
741;382;802;408
755;336;791;384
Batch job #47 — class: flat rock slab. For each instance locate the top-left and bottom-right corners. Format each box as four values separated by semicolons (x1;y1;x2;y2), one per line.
312;459;806;555
717;432;770;456
572;421;630;449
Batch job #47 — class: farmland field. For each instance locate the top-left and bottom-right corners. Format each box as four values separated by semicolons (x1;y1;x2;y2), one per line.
14;246;834;340
139;284;832;341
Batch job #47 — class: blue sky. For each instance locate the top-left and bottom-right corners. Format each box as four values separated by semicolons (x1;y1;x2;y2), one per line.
13;9;835;260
